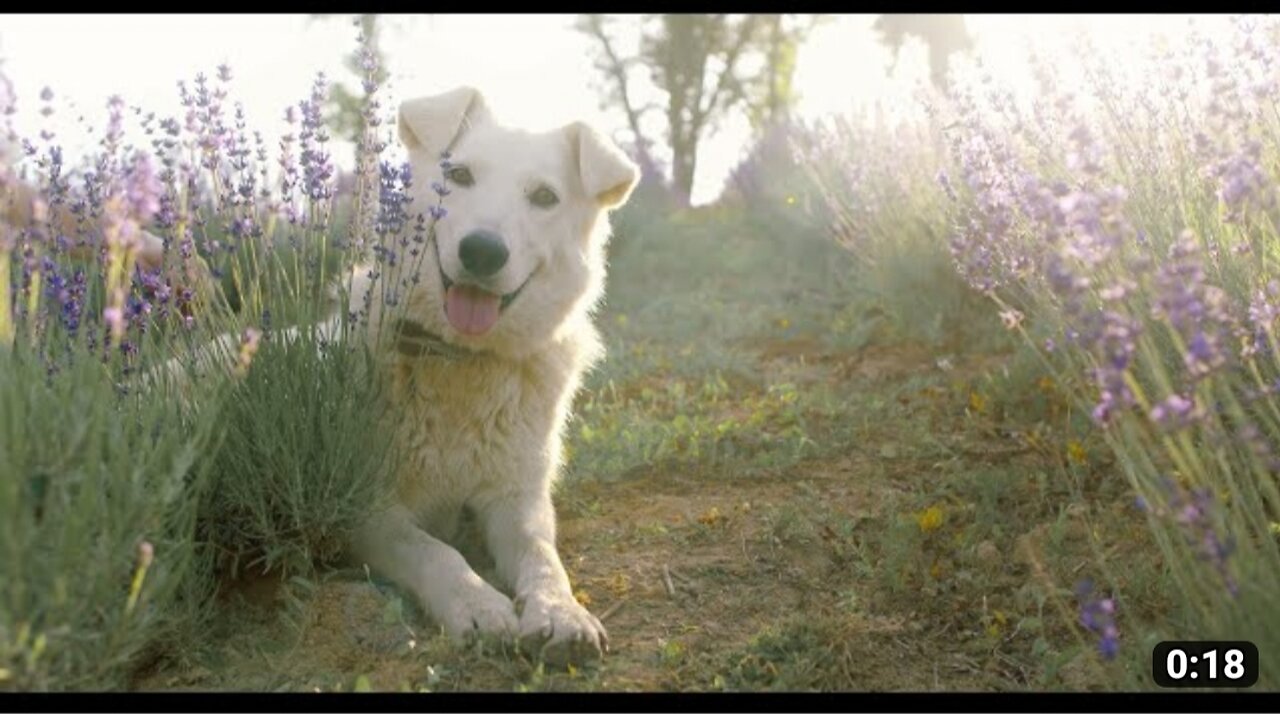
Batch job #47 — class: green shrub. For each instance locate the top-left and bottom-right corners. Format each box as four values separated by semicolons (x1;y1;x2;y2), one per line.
197;319;400;580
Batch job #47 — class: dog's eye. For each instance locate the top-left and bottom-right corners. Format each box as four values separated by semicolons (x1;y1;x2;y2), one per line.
529;185;559;209
446;166;474;187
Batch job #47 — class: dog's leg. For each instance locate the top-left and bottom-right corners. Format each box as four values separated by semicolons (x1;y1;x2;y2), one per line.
350;503;518;644
478;490;607;666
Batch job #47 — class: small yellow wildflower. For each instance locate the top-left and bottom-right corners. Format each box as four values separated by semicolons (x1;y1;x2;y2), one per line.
968;391;987;414
608;572;632;596
573;589;592;607
916;505;945;533
1067;440;1087;464
660;639;686;666
984;610;1008;639
698;506;724;527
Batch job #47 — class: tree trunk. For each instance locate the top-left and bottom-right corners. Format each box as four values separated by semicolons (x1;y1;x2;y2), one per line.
766;15;781;124
662;14;703;206
671;132;697;207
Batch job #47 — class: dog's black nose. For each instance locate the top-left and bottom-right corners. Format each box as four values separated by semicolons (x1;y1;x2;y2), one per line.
458;230;509;277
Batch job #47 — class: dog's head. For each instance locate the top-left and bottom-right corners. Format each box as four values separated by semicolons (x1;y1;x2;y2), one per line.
393;86;638;358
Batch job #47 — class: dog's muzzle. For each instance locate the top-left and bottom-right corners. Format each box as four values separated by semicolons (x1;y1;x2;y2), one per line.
433;232;537;336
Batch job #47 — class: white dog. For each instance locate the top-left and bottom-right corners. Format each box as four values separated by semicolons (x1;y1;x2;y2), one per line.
341;86;638;666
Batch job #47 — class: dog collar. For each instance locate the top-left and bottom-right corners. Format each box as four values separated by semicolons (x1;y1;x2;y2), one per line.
391;318;476;361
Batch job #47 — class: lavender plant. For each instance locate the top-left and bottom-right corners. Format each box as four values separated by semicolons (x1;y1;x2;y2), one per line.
788;15;1278;688
782;102;1002;347
1;111;223;684
167;24;441;580
1;18;439;688
928;17;1280;686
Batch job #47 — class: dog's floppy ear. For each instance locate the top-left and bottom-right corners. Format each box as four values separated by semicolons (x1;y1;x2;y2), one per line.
398;87;491;157
566;122;640;208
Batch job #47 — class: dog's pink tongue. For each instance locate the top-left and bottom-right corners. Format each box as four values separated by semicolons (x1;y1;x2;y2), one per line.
445;283;502;335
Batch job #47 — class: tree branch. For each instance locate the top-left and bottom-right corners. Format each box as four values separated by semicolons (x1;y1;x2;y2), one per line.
692;14;760;131
579;15;651;157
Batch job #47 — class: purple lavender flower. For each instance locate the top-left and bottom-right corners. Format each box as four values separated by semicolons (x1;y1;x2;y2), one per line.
1147;481;1241;597
1212;144;1273;222
936;169;957;202
1184;330;1226;379
297;74;335;203
124;153;161;223
103;94;126;161
103;306;125;341
1075;580;1120;660
1246;281;1279;347
1149;393;1199;430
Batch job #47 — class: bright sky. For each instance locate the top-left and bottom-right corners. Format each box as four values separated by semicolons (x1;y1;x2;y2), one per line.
0;14;1232;205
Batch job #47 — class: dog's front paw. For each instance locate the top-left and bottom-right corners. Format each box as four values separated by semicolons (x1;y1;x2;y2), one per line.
436;581;519;645
515;590;608;667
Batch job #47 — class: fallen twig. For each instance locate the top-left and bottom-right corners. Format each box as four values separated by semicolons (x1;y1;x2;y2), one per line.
661;564;676;597
668;566;694;585
599;599;626;622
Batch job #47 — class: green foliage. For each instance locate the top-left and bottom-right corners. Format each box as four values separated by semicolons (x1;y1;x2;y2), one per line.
0;346;218;691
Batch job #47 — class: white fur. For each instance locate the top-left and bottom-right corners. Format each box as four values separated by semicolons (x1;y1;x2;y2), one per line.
345;87;638;666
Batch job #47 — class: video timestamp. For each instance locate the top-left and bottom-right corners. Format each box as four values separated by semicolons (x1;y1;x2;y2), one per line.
1152;641;1259;688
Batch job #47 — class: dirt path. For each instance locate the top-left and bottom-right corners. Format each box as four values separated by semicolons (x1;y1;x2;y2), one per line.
138;463;986;691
